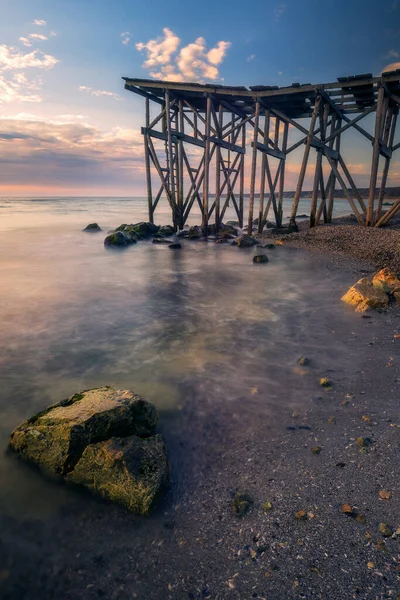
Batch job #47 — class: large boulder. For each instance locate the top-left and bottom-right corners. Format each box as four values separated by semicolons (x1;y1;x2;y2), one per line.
9;387;158;475
232;234;258;248
9;387;168;513
67;435;168;514
104;231;137;247
115;222;159;239
372;268;400;294
342;277;389;312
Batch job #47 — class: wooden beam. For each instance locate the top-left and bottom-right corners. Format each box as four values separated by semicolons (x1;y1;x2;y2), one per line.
322;92;375;143
252;141;285;160
202;95;212;236
258;111;270;233
366;85;385;225
376;110;397;221
325;154;364;225
278;122;289;227
247;99;260;235
290;95;321;225
144;98;153;223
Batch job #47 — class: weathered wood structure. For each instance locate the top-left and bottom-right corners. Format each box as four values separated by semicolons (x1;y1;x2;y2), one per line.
123;70;400;232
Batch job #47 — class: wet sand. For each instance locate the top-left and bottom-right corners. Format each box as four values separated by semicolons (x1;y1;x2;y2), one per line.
1;242;400;600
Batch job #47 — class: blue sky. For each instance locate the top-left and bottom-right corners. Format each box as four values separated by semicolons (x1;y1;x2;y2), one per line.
0;0;399;195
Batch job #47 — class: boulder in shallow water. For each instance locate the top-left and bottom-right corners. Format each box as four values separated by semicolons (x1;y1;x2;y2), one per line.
83;223;102;232
154;225;175;238
114;222;159;239
9;387;167;513
253;254;268;263
372;268;400;294
169;243;182;249
232;234;258;248
341;277;389;312
104;231;137;247
152;238;171;244
188;225;203;239
67;435;169;514
9;387;158;475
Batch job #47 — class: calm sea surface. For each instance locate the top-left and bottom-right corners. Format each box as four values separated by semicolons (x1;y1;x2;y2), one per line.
0;196;363;520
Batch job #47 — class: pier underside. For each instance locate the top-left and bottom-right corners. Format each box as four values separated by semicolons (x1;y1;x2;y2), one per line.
123;71;400;232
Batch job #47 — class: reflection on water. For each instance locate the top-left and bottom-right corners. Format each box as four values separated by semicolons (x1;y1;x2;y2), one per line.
0;197;362;520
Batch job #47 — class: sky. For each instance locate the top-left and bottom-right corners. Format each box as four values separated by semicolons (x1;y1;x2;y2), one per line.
0;0;399;197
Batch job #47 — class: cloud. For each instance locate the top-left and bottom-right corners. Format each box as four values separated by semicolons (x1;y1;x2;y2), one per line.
247;54;255;62
0;114;146;192
278;70;283;75
0;44;58;103
0;45;58;70
386;49;400;58
121;32;132;45
33;19;47;26
382;61;400;72
274;3;286;21
19;37;32;48
78;85;122;100
136;28;230;82
29;33;48;41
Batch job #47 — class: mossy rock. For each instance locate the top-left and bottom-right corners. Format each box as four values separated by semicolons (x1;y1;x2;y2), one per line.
188;225;203;239
104;231;137;247
232;492;254;517
9;387;158;476
154;225;175;238
232;234;258;248
253;254;268;264
372;268;400;294
115;222;159;239
83;223;102;232
67;435;169;514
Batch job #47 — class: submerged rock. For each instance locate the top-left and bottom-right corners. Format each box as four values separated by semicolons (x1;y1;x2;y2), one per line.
67;435;169;514
9;387;167;513
253;254;268;264
83;223;102;232
232;234;258;248
342;277;389;312
104;231;137;247
152;238;171;245
169;243;182;249
153;225;175;238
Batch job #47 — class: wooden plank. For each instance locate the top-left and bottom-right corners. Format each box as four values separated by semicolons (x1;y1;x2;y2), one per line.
278;122;289;226
337;154;367;214
375;200;400;227
209;136;246;154
376;110;397;221
252;141;285;160
322;94;376;143
258;111;269;233
310;100;325;227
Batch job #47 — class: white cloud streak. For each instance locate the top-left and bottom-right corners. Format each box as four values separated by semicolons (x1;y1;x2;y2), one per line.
79;85;122;100
247;54;255;62
33;20;47;26
136;28;230;82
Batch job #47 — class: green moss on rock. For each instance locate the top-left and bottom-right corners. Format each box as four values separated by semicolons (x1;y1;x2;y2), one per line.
67;435;169;514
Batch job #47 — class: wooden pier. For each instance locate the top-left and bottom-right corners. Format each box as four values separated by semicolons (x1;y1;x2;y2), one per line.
123;70;400;232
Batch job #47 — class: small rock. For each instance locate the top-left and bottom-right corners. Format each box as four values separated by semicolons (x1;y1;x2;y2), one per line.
232;492;254;517
297;357;310;366
378;490;391;500
327;416;336;425
311;446;322;454
83;223;102;232
168;243;182;249
262;501;273;512
253;255;269;264
320;378;332;388
372;267;400;294
295;510;307;521
188;225;203;239
378;522;393;537
104;231;137;247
